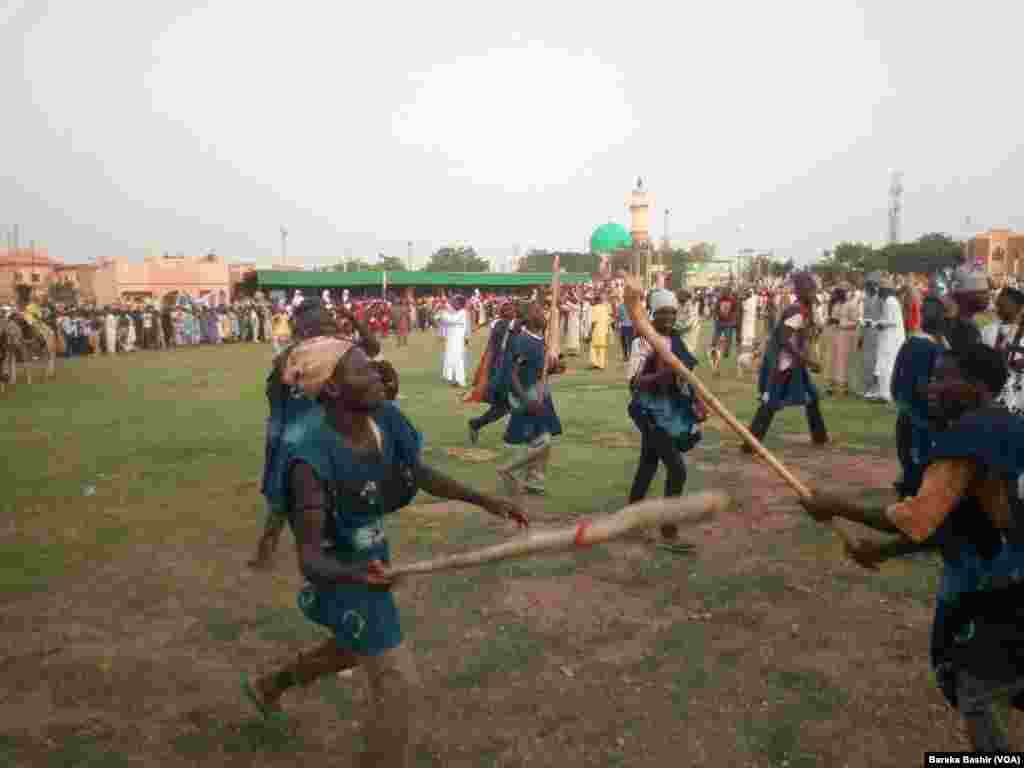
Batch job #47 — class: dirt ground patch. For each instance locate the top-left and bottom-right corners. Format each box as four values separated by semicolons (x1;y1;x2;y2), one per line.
1;342;1007;766
592;431;639;449
445;446;500;463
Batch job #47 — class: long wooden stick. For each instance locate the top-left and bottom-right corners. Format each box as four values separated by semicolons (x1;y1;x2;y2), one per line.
620;274;855;548
541;254;561;388
389;491;730;578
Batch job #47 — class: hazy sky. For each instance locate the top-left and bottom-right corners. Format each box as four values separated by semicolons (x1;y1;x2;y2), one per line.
3;0;1023;269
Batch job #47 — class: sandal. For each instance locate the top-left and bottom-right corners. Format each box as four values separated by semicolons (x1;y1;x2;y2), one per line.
240;672;286;722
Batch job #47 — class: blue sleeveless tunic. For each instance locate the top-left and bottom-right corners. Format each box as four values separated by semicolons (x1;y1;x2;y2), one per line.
280;402;422;656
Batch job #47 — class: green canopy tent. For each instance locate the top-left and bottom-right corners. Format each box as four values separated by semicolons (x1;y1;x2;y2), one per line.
256;270;593;296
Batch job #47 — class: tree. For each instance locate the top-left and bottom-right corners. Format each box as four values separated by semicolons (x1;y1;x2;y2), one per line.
880;233;963;275
331;259;374;272
376;255;408;271
828;242;877;273
689;242;716;262
422;245;490;272
767;258;794;279
236;270;259;297
517;249;597;273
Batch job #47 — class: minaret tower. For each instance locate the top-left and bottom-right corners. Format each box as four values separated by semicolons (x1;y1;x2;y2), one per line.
628;177;652;277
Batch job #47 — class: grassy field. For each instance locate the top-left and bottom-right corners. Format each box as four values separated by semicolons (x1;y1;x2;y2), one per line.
0;322;1003;766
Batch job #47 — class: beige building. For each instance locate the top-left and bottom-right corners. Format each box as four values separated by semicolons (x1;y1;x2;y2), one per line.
0;247;64;304
1;249;238;306
966;228;1024;284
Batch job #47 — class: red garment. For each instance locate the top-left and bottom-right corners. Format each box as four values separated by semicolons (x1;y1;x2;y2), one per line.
905;299;921;333
716;296;738;326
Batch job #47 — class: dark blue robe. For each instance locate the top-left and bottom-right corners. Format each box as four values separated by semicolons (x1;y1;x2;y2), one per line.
757;304;818;409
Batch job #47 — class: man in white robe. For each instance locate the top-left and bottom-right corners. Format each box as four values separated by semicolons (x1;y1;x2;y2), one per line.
563;290;581;356
740;288;759;351
104;310;118;355
860;271;883;398
440;295;468;387
868;277;906;402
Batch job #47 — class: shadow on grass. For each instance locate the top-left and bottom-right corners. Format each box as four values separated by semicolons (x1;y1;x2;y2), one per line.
444;622;547;689
735;668;848;767
40;734;134;768
250;608;327;644
173;716;300;758
318;674;357;719
0;540;67;595
686;569;789;609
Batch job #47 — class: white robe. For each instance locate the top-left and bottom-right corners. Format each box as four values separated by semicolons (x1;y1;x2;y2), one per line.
564;301;581;353
740;295;758;348
861;292;882;393
104;314;118;355
440;308;468;386
982;323;1024;413
873;295;905;402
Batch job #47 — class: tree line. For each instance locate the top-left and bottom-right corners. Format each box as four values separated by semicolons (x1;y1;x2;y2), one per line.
269;232;969;284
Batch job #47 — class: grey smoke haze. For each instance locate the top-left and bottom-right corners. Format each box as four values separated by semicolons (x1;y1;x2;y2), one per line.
2;0;1023;269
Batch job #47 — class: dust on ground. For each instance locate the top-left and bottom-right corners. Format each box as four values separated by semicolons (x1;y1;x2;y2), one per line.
1;441;1017;767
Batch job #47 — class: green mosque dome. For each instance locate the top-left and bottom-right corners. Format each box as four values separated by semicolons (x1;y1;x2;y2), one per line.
589;223;632;254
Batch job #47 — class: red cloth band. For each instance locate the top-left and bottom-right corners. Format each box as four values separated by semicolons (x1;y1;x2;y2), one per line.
574;521;592;547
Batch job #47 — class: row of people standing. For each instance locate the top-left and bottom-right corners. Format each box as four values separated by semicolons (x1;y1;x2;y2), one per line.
42;301;274;357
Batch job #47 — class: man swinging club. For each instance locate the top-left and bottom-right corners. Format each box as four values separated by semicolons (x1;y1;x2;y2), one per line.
242;335;527;768
801;344;1024;752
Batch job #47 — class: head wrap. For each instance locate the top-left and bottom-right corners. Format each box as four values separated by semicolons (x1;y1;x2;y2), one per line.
648;289;678;313
281;336;355;399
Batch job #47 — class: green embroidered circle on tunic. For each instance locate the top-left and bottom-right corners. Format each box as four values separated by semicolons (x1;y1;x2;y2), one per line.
298;585;318;617
342;610;367;640
954;620;976;644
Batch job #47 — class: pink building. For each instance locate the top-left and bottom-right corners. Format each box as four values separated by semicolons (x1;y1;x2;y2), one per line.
2;248;246;307
85;253;230;306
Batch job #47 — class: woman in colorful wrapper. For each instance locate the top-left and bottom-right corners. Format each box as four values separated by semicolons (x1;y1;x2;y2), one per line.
242;335;527;768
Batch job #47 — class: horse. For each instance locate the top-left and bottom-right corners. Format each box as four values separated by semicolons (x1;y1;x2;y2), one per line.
0;317;25;393
1;315;56;390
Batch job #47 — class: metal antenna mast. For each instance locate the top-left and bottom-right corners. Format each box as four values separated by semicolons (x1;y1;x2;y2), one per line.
888;171;903;245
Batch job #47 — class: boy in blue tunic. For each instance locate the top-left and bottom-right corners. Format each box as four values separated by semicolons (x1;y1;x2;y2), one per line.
743;271;828;452
801;344;1024;752
496;301;563;495
467;301;519;444
248;301;380;570
890;297;948;498
242;336;527;768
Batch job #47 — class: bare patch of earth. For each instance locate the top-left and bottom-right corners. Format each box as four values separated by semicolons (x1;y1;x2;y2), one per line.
2;448;1012;767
